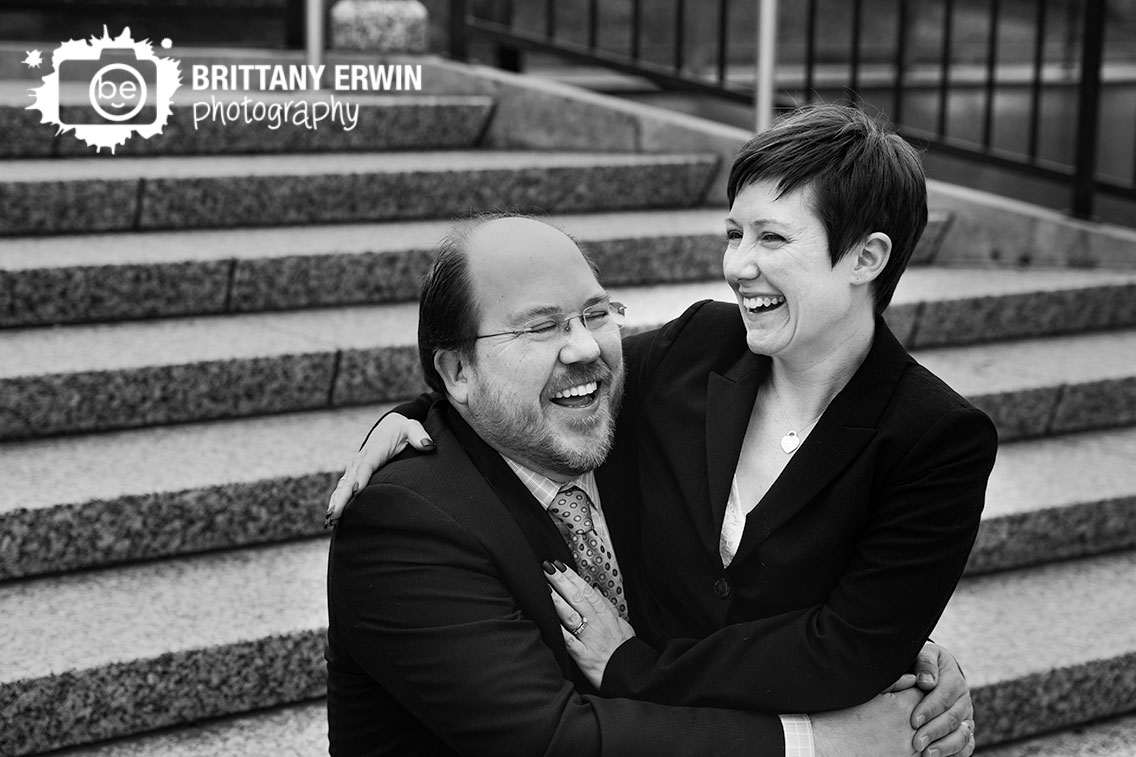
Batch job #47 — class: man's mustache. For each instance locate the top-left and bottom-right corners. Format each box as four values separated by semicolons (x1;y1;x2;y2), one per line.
548;361;615;394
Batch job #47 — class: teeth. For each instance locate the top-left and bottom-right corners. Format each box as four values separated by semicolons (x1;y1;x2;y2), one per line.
551;381;598;399
743;295;785;311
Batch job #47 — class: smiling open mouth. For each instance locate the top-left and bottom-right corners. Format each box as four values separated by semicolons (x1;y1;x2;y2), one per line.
743;295;785;313
549;380;599;408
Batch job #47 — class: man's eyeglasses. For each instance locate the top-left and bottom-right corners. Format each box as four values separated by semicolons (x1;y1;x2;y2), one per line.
475;302;627;343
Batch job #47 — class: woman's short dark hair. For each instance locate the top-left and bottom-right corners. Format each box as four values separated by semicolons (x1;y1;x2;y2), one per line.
417;214;601;394
726;103;928;315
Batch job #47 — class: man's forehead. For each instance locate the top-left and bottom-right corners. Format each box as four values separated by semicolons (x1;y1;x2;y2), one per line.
466;219;605;319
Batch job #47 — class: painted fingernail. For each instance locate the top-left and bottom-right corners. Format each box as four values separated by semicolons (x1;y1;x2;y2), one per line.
421;438;435;449
542;560;556;574
553;560;567;572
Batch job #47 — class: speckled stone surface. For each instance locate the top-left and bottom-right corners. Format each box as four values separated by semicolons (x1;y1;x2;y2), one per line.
133;151;718;229
331;0;429;53
1051;377;1136;434
0;405;384;578
0;105;54;158
0;176;138;235
233;249;427;310
0;355;336;441
916;329;1136;440
48;702;328;757
978;713;1136;756
929;179;1136;270
883;303;918;344
8;225;1136;328
0;314;341;440
3;402;1131;582
902;271;1136;348
423;56;745;201
47;96;492;157
0;260;231;327
0;540;329;756
333;344;426;404
7;283;1136;440
967;427;1136;574
909;210;953;265
485;85;643;152
0;209;727;324
934;550;1136;746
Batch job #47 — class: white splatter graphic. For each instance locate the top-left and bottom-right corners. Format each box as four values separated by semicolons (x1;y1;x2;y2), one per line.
27;27;182;153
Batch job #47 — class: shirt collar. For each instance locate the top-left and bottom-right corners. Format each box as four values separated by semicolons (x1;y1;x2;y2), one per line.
501;456;599;512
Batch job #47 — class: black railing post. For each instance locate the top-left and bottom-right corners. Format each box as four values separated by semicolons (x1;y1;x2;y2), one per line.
285;0;304;48
494;0;522;71
891;0;907;123
1072;0;1106;219
449;0;469;61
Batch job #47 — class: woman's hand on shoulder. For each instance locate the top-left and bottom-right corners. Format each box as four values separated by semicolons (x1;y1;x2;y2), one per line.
325;413;435;528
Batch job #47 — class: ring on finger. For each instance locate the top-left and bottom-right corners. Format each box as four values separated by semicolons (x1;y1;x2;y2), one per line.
569;618;589;636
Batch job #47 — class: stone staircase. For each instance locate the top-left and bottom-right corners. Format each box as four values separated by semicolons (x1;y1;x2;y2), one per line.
2;47;1136;757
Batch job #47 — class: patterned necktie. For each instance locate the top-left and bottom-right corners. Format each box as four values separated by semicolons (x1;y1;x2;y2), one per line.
547;486;629;620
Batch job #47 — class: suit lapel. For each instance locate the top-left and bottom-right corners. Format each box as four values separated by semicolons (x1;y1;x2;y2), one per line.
705;350;768;540
730;320;911;566
440;406;578;678
448;407;575;568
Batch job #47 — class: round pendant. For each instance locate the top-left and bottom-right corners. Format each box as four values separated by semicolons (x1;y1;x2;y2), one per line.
780;431;801;454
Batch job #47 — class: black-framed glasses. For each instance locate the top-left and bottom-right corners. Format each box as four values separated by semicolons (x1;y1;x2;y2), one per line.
474;302;627;343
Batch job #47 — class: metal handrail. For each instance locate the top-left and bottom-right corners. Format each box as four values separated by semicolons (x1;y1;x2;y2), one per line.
445;0;1124;220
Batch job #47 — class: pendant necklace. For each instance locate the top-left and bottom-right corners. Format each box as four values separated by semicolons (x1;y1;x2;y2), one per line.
769;381;826;454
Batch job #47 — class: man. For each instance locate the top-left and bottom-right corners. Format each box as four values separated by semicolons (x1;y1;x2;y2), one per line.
326;215;969;756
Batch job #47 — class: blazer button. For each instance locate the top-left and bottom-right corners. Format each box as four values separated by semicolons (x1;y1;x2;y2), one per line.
713;577;731;598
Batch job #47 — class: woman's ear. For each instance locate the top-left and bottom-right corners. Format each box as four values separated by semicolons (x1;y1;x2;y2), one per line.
850;232;892;286
434;349;470;405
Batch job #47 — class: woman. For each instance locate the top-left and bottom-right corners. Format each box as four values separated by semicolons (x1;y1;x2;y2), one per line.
328;104;995;756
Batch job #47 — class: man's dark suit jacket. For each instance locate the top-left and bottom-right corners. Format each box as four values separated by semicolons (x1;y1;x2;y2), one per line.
597;300;998;712
326;401;785;756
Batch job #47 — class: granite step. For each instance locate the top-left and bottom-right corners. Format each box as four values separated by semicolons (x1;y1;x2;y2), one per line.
0;405;387;579
48;705;1136;756
0;209;730;327
48;702;329;757
5;399;1134;581
0;539;331;756
4;283;1136;441
0;84;495;157
966;426;1136;575
2;209;1110;329
3;538;1135;755
978;713;1136;756
932;550;1136;747
0;150;719;235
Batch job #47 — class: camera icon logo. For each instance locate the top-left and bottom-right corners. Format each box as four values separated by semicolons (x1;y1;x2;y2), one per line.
27;27;182;153
58;48;159;126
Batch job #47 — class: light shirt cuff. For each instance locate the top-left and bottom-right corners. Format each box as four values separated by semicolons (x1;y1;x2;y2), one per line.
780;714;815;757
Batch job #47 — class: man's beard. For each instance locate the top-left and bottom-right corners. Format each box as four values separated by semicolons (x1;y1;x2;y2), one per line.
468;360;625;478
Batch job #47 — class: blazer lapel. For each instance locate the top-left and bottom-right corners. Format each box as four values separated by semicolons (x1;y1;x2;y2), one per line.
706;350;768;540
448;408;575;568
730;320;911;566
441;406;579;678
